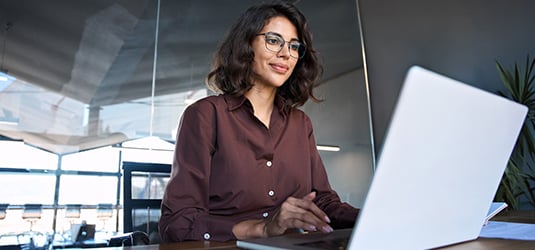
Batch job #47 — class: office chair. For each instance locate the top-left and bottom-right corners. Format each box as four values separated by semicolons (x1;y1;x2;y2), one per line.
65;204;82;230
0;203;8;220
108;231;150;247
65;204;81;222
18;204;50;249
96;203;114;233
61;204;82;242
0;203;8;240
21;204;42;232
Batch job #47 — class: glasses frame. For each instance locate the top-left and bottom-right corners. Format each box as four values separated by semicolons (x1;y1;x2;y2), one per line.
256;32;306;59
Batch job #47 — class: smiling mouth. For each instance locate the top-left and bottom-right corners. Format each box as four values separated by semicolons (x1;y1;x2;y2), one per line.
270;63;289;73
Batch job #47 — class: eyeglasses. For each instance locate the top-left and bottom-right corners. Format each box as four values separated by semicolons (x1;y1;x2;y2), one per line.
256;32;306;59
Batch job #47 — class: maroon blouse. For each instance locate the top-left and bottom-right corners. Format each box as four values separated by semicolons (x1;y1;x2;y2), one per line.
159;94;359;242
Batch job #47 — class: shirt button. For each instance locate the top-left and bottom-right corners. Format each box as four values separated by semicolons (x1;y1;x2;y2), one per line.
266;161;272;167
268;190;275;197
203;233;211;240
262;212;269;218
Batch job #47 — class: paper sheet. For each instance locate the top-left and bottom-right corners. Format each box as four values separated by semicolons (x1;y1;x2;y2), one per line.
479;221;535;240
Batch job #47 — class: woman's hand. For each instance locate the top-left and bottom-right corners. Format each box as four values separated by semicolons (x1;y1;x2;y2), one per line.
263;192;333;236
232;192;333;239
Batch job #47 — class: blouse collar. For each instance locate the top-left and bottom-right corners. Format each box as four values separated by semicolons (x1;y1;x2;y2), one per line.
223;94;290;117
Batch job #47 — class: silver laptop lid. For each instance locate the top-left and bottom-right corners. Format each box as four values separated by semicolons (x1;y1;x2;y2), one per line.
349;65;527;249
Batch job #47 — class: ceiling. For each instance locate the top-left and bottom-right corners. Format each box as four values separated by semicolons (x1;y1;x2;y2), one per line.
0;0;363;154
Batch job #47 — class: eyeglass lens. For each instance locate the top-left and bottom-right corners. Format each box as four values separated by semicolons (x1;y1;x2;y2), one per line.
262;33;305;59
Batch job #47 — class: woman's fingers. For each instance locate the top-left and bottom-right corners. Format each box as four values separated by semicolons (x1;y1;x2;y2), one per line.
265;193;333;236
282;201;333;233
284;193;330;224
302;191;316;201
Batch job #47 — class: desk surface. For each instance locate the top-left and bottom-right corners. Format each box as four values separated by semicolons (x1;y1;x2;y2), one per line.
103;237;535;250
93;210;535;250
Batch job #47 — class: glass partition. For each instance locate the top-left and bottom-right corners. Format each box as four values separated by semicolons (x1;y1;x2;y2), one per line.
0;0;374;240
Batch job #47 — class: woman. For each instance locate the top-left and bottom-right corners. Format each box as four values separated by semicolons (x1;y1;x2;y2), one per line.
159;1;359;242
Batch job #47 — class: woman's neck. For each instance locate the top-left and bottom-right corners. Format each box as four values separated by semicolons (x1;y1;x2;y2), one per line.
244;86;277;128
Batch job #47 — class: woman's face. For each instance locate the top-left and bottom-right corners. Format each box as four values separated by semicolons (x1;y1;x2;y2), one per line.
251;16;299;89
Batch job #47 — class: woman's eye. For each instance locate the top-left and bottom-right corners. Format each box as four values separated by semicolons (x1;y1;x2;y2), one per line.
266;37;282;45
289;43;300;51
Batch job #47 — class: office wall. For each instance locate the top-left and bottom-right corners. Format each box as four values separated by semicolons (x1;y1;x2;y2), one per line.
358;0;535;151
303;68;374;208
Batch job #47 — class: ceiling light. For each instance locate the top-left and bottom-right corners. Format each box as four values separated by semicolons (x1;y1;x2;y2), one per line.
316;144;341;152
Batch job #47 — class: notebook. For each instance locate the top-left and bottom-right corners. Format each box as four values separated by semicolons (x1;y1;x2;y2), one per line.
236;65;527;250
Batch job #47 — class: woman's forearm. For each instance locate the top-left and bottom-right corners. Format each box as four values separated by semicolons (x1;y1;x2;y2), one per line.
232;219;267;239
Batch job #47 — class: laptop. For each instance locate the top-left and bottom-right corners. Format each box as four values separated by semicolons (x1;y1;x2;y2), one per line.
236;65;527;250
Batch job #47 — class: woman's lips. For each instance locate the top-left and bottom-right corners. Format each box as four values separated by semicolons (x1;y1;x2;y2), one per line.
270;63;289;73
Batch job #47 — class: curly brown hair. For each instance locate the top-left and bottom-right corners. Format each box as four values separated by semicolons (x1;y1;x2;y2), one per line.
206;1;323;108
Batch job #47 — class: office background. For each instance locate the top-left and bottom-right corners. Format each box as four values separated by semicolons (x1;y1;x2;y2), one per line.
0;0;533;243
0;0;373;240
359;0;535;210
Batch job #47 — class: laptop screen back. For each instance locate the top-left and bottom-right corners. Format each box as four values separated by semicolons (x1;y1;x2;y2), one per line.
348;65;527;249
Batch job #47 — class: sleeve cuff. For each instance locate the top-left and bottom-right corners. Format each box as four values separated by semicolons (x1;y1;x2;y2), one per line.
193;214;239;241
